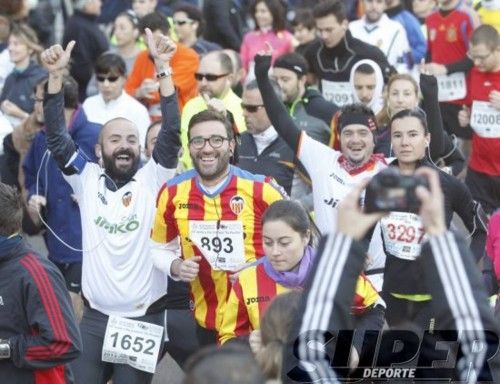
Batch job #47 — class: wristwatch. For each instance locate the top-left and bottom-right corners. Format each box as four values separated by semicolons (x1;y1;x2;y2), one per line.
0;339;11;359
156;67;173;79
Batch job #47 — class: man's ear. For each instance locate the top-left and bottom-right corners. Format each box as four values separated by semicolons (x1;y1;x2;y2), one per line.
95;143;102;159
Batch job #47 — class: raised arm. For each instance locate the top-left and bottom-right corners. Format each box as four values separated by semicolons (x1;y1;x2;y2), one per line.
254;51;302;153
419;73;444;159
143;28;181;170
41;42;78;173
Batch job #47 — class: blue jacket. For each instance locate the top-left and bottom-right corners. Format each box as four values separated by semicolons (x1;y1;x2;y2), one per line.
23;107;101;264
387;6;427;65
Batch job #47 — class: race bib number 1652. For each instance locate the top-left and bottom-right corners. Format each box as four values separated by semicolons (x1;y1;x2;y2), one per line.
102;316;164;373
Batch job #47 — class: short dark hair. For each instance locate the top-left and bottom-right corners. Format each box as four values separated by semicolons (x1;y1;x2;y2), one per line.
313;0;346;22
273;52;309;77
390;108;429;134
291;8;315;30
95;52;127;77
471;24;499;51
174;3;204;37
36;75;78;110
188;109;234;140
139;11;169;34
262;200;310;238
250;0;287;32
354;63;375;75
0;182;23;236
116;10;139;28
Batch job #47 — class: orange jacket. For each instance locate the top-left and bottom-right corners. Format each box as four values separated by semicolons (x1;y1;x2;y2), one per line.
125;43;199;113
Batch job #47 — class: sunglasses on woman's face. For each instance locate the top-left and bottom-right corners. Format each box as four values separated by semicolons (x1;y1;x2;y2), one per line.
96;75;121;83
174;19;194;26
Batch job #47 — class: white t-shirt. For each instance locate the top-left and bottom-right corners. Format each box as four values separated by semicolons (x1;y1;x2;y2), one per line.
349;14;412;74
82;91;151;148
64;157;175;317
298;133;388;289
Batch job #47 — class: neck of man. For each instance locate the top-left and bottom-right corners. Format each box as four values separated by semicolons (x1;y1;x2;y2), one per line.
199;166;230;188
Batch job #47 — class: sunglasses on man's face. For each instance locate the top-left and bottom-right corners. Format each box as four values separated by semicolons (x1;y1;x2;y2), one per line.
96;75;121;83
194;73;229;82
241;104;265;113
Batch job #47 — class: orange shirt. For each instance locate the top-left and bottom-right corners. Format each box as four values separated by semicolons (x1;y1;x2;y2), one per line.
125;43;199;115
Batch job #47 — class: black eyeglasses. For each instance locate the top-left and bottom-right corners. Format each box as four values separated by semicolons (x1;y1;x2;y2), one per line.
96;75;121;83
174;19;194;26
194;73;229;82
241;104;264;113
189;135;229;149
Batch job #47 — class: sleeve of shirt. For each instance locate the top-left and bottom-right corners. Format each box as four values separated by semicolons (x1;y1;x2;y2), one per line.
423;231;500;382
170;46;199;110
240;34;251;72
9;255;82;369
43;89;88;176
151;184;179;245
150;236;182;280
406;15;427;64
218;279;251;345
152;93;182;171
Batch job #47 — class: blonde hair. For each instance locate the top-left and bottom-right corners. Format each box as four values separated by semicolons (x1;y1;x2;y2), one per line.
377;73;420;126
256;291;302;380
10;23;43;61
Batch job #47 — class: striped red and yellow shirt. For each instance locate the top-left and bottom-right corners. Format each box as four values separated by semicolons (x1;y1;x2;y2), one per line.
219;260;381;344
151;166;285;331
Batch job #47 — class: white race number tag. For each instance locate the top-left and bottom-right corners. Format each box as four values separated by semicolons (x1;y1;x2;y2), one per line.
321;80;353;106
381;212;426;261
471;101;500;138
189;220;245;271
102;316;164;373
436;72;466;102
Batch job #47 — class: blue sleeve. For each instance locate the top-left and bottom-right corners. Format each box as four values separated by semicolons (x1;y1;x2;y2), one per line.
405;13;427;64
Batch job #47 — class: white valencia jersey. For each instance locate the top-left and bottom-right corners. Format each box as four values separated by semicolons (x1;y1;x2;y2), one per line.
349;14;412;74
298;133;388;290
65;158;175;317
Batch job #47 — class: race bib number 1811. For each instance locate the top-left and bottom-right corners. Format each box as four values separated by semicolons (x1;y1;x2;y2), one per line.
436;72;466;102
102;316;164;373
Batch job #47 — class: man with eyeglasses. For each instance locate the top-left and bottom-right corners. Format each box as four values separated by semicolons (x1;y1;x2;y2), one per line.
82;52;150;149
457;25;500;215
237;79;300;197
179;50;247;170
151;108;285;347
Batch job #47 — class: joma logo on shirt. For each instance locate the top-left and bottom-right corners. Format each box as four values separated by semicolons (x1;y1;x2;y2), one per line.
94;216;140;234
246;296;271;305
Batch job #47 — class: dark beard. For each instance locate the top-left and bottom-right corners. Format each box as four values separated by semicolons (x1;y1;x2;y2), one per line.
191;151;231;182
102;150;140;187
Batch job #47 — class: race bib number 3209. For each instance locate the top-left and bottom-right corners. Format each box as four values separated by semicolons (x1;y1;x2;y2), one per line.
102;316;164;373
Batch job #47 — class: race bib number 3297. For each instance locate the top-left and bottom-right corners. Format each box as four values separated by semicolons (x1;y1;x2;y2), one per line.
102;316;164;373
